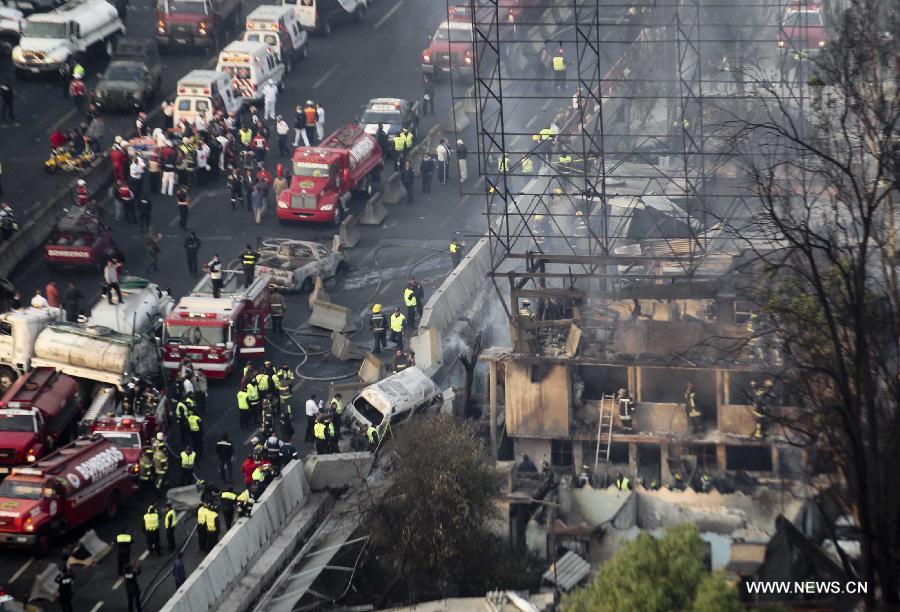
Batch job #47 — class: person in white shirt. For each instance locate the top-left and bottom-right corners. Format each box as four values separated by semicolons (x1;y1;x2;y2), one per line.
275;116;291;157
304;394;319;443
196;141;211;184
315;103;325;142
103;260;122;304
262;80;279;122
30;290;48;309
435;138;450;184
182;376;194;397
129;156;146;199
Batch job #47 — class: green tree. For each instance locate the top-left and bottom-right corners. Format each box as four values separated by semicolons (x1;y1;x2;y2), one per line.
564;524;740;612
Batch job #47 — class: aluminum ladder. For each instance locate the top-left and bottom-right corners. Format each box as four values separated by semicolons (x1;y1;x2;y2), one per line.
593;394;616;479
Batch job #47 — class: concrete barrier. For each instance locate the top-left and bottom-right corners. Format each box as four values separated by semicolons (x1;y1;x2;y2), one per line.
159;459;310;612
304;452;374;491
307;276;329;309
29;563;60;602
330;331;366;361
308;299;355;333
67;529;110;567
358;193;388;226
449;100;470;132
357;352;385;383
381;171;407;205
338;213;361;248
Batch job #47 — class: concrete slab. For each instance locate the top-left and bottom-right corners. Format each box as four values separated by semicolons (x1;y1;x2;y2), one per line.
167;484;201;511
303;452;375;491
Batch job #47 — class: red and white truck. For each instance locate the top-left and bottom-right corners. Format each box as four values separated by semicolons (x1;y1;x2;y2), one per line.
277;124;382;226
0;437;136;554
79;385;161;468
0;368;84;479
162;272;272;379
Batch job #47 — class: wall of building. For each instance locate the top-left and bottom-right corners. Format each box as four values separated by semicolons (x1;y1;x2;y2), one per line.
506;362;571;437
514;438;551;465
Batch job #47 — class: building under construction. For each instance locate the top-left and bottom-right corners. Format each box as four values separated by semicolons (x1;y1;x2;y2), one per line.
456;0;825;488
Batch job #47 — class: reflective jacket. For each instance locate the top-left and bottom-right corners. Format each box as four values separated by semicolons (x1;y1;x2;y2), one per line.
390;313;405;332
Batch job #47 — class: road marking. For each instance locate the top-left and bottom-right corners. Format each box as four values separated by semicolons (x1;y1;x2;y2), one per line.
312;64;338;89
525;116;537;128
374;0;404;29
456;194;470;209
139;550;149;561
89;603;104;612
8;559;32;583
48;108;77;133
541;100;551;110
168;194;207;227
112;577;123;590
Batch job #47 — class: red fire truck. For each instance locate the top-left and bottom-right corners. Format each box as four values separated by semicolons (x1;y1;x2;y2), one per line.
162;272;271;379
422;8;474;80
0;438;137;554
0;368;84;478
277;124;382;226
87;415;157;467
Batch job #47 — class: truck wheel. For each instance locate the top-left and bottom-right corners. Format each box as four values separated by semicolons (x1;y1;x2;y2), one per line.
105;492;121;519
0;366;18;393
13;68;27;81
35;530;51;557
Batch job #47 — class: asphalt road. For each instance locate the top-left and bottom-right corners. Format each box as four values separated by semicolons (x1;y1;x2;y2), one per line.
0;0;622;608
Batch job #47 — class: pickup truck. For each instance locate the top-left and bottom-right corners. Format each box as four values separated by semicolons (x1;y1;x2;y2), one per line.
156;0;243;52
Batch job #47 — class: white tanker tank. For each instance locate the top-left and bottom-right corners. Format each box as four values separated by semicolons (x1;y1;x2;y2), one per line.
87;277;174;336
30;323;160;387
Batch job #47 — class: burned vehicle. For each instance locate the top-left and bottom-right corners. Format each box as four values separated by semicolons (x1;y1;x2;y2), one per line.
255;238;347;292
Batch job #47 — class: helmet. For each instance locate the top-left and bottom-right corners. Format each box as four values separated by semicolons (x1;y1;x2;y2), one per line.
77;179;86;186
306;99;313;105
156;432;165;441
522;299;531;306
534;214;544;221
372;304;382;314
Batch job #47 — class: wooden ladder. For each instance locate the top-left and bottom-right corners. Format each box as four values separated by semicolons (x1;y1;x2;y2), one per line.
593;394;616;479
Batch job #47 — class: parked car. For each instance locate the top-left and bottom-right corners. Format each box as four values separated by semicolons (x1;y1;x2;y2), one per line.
93;38;162;111
360;97;420;143
255;238;347;292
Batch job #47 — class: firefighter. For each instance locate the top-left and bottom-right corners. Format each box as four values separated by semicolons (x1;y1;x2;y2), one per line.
138;448;154;491
750;379;773;439
219;487;237;529
265;434;282;475
617;387;634;433
163;502;177;553
366;424;380;451
369;304;386;353
241;244;259;288
255;362;274;403
260;398;275;434
684;382;701;433
180;445;196;486
552;43;566;91
196;503;209;553
449;238;463;268
269;287;286;335
519;299;534;319
152;446;168;492
236;384;251;430
403;284;418;329
55;566;75;612
389;307;405;350
275;363;294;416
392;349;409;374
236;488;253;517
329;393;344;440
615;472;630;491
246;379;260;424
116;531;133;576
521;154;534;175
187;411;204;459
205;504;220;552
143;504;161;556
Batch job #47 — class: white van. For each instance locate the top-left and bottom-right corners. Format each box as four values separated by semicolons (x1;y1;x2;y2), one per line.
345;367;443;439
172;69;240;125
242;5;307;73
216;40;284;104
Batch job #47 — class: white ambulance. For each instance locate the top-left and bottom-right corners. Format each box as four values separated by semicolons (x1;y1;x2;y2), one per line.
216;40;285;104
172;69;240;125
242;5;308;73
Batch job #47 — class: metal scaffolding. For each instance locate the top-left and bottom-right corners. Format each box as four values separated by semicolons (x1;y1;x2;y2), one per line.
455;0;818;337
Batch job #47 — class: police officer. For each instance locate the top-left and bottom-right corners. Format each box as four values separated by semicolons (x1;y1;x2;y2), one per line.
216;433;234;483
236;488;253;517
205;504;220;551
220;487;237;529
180;445;196;486
196;503;209;553
143;504;161;556
552;43;566;91
241;244;260;287
236;384;251;430
164;502;178;553
323;413;338;453
55;565;75;612
449;238;463;268
366;424;380;451
403;284;418;329
389;307;405;350
369;304;387;353
123;561;142;612
313;414;328;454
187;411;204;458
116;531;133;576
255;361;274;402
175;397;190;443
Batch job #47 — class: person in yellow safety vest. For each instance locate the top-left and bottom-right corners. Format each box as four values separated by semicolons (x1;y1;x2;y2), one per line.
175;399;190;442
196;503;209;553
237;488;253;517
615;473;630;491
402;128;413;149
255;364;273;400
313;416;328;454
164;503;177;553
187;412;204;458
246;379;260;423
138;448;154;488
239;126;253;147
532;127;553;142
116;532;133;576
205;506;219;552
558;153;573;165
521;155;534;174
143;504;161;556
180;446;196;486
498;156;510;173
153;448;167;492
219;488;237;529
366;425;379;450
236;385;251;430
403;285;418;328
276;364;294;415
552;45;566;91
389;307;405;350
449;238;463;268
329;393;344;441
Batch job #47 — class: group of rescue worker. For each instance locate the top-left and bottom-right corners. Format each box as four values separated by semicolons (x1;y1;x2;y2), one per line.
368;276;425;354
235;360;296;435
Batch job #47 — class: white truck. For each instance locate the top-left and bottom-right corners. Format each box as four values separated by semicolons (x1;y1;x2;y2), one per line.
12;0;125;79
87;278;174;336
0;7;26;56
345;367;443;440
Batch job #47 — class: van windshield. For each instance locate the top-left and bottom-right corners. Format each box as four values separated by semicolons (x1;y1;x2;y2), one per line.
95;431;141;449
176;97;210;112
362;109;401;126
0;413;36;433
165;323;225;346
24;21;67;38
220;65;252;80
0;479;42;500
165;0;207;14
353;398;384;427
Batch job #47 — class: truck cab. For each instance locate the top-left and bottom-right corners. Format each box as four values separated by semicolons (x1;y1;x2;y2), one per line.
156;0;242;52
778;3;828;53
88;414;156;466
0;368;83;477
421;18;474;79
277;123;381;226
44;208;118;271
0;307;63;392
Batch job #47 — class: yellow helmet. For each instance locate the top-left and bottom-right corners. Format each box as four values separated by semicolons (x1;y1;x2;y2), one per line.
372;304;382;314
575;210;584;216
534;214;544;221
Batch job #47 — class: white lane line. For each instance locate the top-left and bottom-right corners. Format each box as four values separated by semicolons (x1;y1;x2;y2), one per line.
456;194;470;209
8;559;32;583
168;193;207;227
525;116;537;128
48;108;77;133
112;577;123;590
374;0;404;29
312;64;339;89
89;602;104;612
139;550;149;561
541;100;551;110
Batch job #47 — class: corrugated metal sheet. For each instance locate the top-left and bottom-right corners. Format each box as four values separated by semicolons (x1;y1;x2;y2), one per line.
543;550;591;592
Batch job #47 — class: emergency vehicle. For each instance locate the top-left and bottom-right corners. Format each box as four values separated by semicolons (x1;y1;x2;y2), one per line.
778;3;828;53
44;207;118;270
242;5;308;73
277;123;382;226
421;17;474;79
155;0;242;52
281;0;366;36
162;272;272;378
361;97;419;143
173;69;241;125
0;437;137;554
78;385;162;468
216;40;285;104
0;368;84;477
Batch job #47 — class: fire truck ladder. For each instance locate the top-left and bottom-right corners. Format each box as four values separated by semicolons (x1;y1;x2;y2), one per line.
79;386;117;433
593;394;616;483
